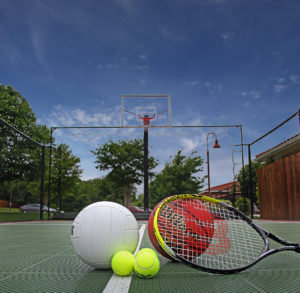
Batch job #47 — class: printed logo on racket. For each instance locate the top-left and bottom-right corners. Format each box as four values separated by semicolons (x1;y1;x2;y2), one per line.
159;203;231;256
159;205;211;243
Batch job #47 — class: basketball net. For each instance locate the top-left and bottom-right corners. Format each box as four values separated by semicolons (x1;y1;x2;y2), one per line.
138;114;155;128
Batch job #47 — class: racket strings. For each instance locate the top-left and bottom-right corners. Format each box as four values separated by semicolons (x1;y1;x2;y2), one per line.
157;198;266;270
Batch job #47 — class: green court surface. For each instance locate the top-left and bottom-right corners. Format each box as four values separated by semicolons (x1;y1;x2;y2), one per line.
0;221;299;293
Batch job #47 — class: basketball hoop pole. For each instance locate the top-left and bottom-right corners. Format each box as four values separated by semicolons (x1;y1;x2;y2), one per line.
139;115;155;212
143;125;149;212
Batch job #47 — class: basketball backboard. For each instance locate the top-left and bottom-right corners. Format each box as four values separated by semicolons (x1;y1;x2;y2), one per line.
121;94;171;128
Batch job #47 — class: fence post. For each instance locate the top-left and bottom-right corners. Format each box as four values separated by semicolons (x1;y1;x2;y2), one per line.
40;146;45;220
248;144;254;219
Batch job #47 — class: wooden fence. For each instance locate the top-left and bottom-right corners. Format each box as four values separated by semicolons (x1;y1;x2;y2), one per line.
257;152;300;220
0;200;10;208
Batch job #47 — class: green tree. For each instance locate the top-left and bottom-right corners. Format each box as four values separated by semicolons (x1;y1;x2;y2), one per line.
235;197;251;215
72;178;114;207
51;144;82;210
75;179;100;203
149;150;204;208
220;199;233;206
92;139;158;206
0;84;51;183
236;161;262;204
0;84;52;206
133;193;144;208
62;193;91;212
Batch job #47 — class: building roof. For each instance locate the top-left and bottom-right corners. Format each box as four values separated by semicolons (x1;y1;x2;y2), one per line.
200;181;240;199
256;133;300;162
201;181;240;193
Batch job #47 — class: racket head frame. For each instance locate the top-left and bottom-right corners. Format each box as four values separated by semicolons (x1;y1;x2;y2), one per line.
153;194;299;274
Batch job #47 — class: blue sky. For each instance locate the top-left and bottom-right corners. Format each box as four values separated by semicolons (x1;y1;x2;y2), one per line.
1;0;300;189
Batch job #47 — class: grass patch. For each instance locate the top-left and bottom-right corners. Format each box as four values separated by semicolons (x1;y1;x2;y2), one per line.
0;208;19;213
0;212;53;222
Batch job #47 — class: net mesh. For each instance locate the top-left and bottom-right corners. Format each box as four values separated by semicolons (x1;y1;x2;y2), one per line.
138;113;156;127
157;197;266;271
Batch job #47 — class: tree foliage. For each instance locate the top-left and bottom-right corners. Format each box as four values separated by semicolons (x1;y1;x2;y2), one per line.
234;197;251;215
236;161;263;204
149;150;204;208
92;139;158;206
0;84;82;209
133;193;144;208
51;144;82;210
0;84;51;182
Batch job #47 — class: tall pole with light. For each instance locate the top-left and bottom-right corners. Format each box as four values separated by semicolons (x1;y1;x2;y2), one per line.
206;133;221;197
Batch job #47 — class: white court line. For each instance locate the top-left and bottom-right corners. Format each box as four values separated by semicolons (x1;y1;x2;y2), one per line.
103;224;146;293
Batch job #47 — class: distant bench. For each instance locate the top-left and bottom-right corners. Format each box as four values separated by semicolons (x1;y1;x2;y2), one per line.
53;212;78;220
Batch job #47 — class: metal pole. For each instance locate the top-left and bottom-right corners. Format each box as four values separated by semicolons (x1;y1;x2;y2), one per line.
249;110;299;146
239;127;246;209
168;95;172;127
206;132;220;197
9;183;12;213
40;146;45;220
0;117;44;147
248;144;254;218
144;127;149;211
47;128;54;220
230;143;236;204
222;135;236;203
58;145;62;211
206;148;211;197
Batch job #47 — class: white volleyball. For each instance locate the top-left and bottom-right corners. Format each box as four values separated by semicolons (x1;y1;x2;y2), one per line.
71;201;139;269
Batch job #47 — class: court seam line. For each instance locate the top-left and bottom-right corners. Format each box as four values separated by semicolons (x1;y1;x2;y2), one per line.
102;224;146;293
242;278;267;293
0;236;71;252
0;247;71;282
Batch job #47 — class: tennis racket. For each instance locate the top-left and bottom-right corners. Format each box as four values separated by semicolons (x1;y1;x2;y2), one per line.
153;194;300;274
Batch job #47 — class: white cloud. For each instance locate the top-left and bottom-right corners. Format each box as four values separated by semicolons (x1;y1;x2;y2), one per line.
208;83;223;95
243;101;250;107
47;104;121;128
180;137;200;153
139;54;147;60
134;65;149;70
139;78;146;86
185;80;201;87
97;63;119;70
277;77;285;83
250;91;260;99
204;81;211;88
273;84;288;93
221;32;235;41
240;90;260;99
184;80;223;95
290;74;300;84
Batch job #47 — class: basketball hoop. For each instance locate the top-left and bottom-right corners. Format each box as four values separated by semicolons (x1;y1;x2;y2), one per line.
138;113;156;127
121;95;171;128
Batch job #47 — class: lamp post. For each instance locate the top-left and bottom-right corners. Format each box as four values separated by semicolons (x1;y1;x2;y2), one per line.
206;133;221;197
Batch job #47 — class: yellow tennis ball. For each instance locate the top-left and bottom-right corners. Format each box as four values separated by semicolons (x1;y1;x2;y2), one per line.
136;248;158;259
134;250;160;278
111;251;135;277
